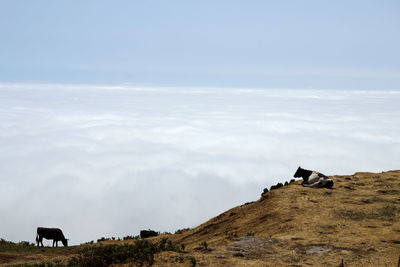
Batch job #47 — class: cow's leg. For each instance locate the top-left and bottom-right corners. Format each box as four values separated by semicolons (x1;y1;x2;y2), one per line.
40;237;44;247
53;239;55;247
56;240;58;247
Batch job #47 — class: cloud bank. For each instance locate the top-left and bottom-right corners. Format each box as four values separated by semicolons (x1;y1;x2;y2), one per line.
0;83;399;244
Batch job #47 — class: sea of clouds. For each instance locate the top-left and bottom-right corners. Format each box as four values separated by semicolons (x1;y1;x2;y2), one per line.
0;83;399;245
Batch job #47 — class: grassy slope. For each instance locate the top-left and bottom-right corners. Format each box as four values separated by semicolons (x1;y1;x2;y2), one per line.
1;170;400;266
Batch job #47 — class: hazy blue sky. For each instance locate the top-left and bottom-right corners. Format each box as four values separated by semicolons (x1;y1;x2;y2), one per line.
1;1;399;88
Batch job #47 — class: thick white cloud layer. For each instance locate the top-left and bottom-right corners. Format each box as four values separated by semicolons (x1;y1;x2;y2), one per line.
1;83;399;244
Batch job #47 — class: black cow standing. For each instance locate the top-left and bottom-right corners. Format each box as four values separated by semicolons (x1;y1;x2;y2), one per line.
36;227;68;247
293;166;334;188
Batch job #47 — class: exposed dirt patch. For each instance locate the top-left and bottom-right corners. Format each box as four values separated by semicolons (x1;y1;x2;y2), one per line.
305;245;333;254
292;243;361;256
227;236;276;254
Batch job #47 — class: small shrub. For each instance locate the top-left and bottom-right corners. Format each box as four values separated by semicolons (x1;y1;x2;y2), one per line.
270;182;284;191
261;188;269;196
200;241;208;250
284;181;289;186
189;256;197;266
158;238;168;251
180;243;186;251
140;229;158;238
290;179;296;183
157;238;181;253
167;240;181;252
246;232;255;237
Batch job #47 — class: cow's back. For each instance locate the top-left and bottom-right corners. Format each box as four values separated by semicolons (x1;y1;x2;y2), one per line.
37;227;65;240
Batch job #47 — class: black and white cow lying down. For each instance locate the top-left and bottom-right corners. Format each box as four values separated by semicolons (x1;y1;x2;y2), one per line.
294;166;334;188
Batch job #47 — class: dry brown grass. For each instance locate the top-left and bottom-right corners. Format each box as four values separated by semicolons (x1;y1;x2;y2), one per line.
1;170;400;266
167;170;400;266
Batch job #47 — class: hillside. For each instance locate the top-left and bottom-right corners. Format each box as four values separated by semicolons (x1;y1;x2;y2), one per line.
1;170;400;266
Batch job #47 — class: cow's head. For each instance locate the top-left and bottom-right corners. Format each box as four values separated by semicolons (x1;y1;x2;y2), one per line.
293;166;304;178
62;239;68;247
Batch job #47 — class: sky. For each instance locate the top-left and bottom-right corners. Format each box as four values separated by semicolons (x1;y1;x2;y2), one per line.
0;1;399;88
0;1;400;245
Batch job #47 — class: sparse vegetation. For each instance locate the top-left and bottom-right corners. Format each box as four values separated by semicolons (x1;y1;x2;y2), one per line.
81;240;94;245
174;228;190;234
96;237;110;243
225;231;238;240
167;239;181;252
269;181;287;191
175;255;184;263
189;256;197;266
200;241;208;250
123;235;138;240
338;205;400;221
67;239;156;267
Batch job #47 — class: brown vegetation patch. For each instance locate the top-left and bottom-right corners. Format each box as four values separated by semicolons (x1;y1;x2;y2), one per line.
0;253;19;263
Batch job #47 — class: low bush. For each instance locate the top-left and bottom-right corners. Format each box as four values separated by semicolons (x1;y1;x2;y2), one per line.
261;188;269;196
189;256;197;266
68;239;157;267
140;229;158;238
200;241;208;250
174;228;190;234
68;238;183;267
123;235;138;240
